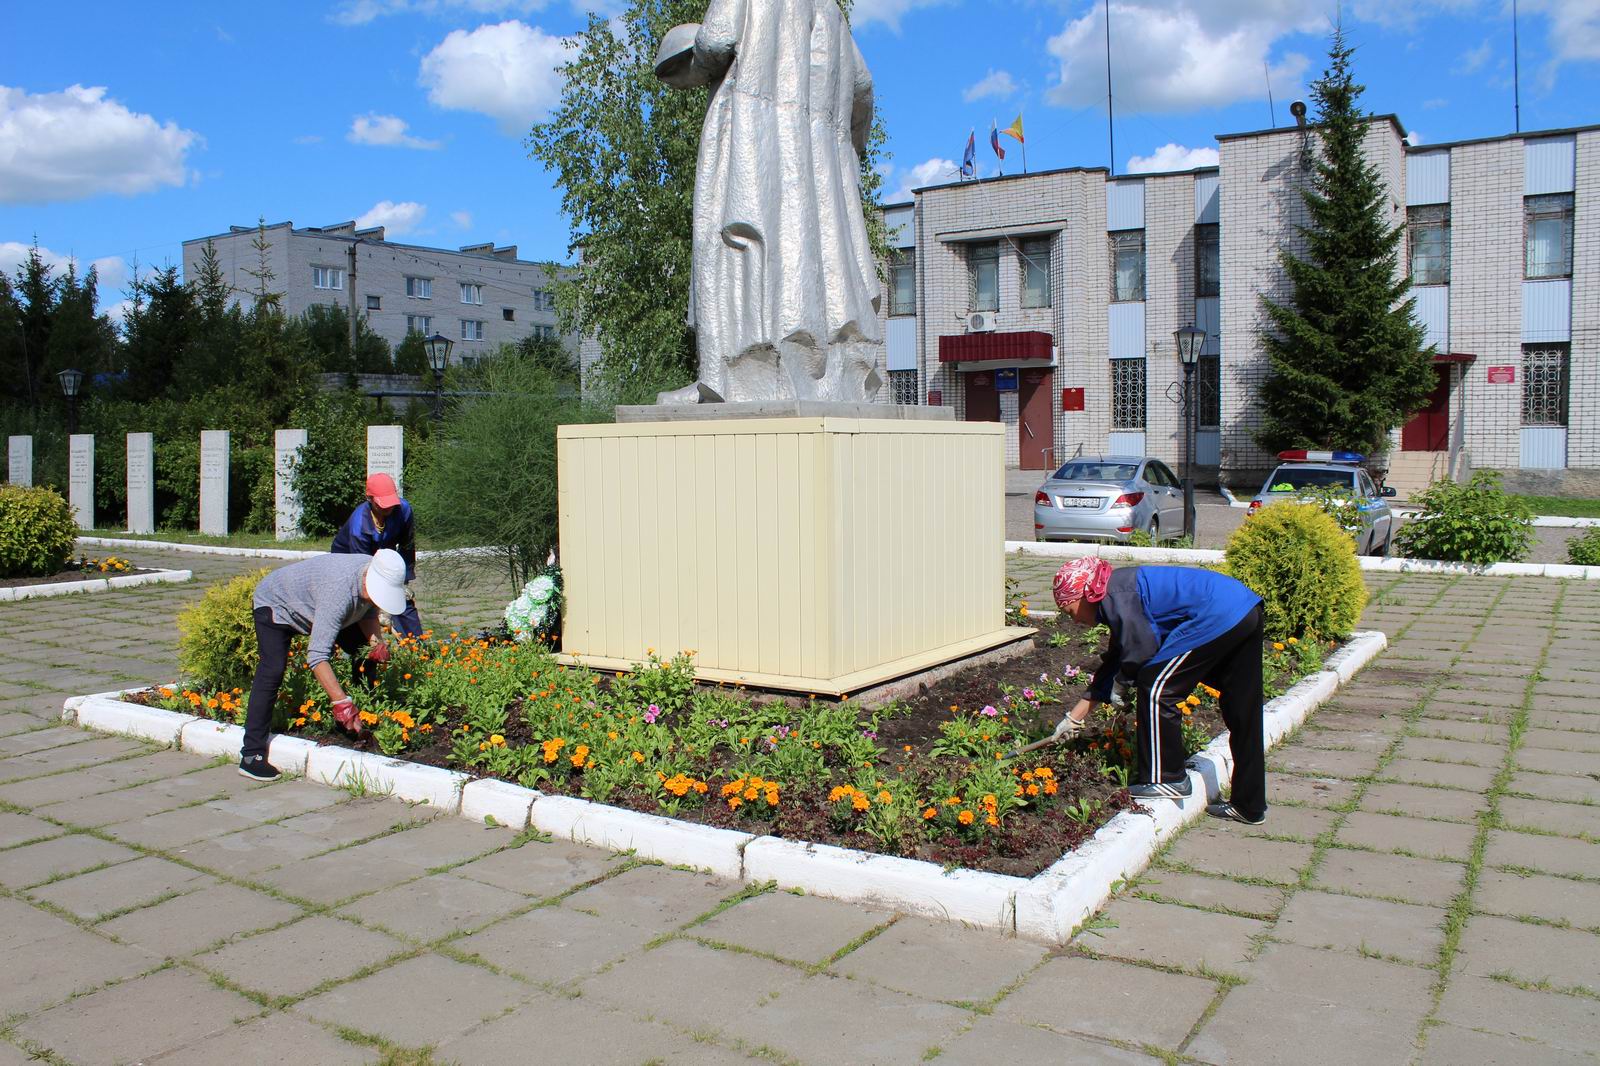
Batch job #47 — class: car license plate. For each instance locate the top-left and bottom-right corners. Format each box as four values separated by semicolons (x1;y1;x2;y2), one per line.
1057;496;1099;508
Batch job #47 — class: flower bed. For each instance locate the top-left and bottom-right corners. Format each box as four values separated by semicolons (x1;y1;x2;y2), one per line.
0;555;192;601
137;615;1331;876
0;555;146;588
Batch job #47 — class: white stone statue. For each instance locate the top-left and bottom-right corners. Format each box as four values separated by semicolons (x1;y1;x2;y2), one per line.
656;0;883;404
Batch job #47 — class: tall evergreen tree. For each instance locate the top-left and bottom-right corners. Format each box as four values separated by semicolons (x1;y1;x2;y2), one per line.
1255;27;1435;460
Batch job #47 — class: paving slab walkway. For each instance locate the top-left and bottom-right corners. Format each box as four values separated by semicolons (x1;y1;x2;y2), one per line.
1;548;1597;1064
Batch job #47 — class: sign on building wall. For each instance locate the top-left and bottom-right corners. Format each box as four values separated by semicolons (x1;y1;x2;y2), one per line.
1486;365;1516;384
1061;388;1085;412
995;369;1018;392
927;390;942;406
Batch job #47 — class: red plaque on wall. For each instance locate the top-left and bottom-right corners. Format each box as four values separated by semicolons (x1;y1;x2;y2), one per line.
1486;365;1516;384
1061;387;1085;412
927;389;942;406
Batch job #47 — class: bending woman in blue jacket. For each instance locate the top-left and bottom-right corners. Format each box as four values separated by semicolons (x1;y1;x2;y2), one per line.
330;473;422;637
1051;558;1267;824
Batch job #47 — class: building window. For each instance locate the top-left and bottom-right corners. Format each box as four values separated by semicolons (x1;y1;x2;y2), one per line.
531;324;558;342
969;242;999;312
1194;224;1219;299
889;249;916;316
533;288;556;312
1197;355;1221;429
460;319;485;342
1110;358;1146;429
1408;205;1450;285
366;294;381;311
405;276;433;299
889;369;918;405
312;266;344;290
1525;194;1574;279
405;314;432;335
502;307;515;322
459;282;483;305
1110;230;1145;302
1020;237;1051;309
1522;345;1569;426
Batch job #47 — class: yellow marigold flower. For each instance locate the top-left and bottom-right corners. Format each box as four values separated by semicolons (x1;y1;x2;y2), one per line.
957;810;975;825
985;814;999;827
1273;641;1286;651
923;807;937;820
944;796;961;806
608;731;619;741
851;795;870;811
632;751;645;764
1035;767;1054;779
1287;636;1299;645
875;789;892;804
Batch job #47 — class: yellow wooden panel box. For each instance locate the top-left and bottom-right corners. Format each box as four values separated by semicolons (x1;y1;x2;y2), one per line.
556;416;1026;695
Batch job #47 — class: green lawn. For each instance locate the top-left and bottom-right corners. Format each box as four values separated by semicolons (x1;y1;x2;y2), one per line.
79;529;326;550
1512;495;1600;519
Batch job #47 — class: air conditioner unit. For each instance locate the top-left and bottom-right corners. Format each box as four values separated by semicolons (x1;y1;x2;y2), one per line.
966;311;997;333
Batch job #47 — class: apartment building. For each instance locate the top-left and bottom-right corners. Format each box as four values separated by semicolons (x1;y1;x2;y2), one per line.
181;221;576;364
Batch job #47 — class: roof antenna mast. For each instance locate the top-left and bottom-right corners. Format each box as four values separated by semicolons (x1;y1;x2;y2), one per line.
1104;0;1116;176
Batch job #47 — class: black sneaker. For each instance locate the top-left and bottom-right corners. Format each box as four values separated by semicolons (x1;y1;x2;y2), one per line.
238;754;281;782
1207;802;1265;825
1128;778;1192;800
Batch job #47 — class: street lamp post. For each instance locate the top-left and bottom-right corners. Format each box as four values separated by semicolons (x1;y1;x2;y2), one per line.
423;332;453;422
57;368;84;435
1172;325;1206;542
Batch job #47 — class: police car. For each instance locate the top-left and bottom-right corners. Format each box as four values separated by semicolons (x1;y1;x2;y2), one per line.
1246;451;1398;556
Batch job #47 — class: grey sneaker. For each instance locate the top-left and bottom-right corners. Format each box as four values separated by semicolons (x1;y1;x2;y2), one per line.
1206;802;1265;825
238;755;281;782
1128;778;1192;800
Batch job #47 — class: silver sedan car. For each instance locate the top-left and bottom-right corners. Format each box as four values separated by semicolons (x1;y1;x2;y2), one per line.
1247;457;1398;556
1033;456;1187;543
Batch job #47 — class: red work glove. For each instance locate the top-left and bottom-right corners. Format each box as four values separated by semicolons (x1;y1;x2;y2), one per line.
366;641;391;665
332;697;362;734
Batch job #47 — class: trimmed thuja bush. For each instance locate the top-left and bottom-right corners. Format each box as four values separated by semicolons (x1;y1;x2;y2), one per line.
1225;501;1367;641
1568;527;1600;568
0;485;79;578
177;569;268;694
1395;471;1533;565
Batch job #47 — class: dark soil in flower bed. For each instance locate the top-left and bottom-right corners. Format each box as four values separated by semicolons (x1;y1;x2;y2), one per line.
0;564;161;588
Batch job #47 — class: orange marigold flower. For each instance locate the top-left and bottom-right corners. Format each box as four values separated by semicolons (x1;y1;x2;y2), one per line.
923;807;937;820
632;751;645;764
985;814;999;827
957;810;975;825
875;789;892;804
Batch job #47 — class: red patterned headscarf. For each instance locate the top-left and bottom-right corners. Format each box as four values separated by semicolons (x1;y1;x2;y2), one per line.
1052;558;1113;610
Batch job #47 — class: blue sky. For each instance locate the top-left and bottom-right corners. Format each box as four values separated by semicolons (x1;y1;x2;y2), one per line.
3;0;1596;320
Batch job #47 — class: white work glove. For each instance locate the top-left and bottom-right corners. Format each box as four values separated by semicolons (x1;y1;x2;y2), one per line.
1109;682;1130;710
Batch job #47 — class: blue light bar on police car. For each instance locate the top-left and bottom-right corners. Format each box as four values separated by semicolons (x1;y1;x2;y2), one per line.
1277;450;1364;464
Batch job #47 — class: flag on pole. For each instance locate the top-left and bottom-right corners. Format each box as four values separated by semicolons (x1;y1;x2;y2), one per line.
990;120;1005;161
1002;114;1025;144
961;129;976;178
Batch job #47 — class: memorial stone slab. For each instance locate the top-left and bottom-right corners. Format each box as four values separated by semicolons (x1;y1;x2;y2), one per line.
275;429;307;541
69;434;94;530
199;430;230;536
7;435;31;486
366;425;403;493
126;433;154;534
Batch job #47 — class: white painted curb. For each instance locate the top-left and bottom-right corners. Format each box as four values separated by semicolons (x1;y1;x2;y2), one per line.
74;696;196;746
305;745;467;811
1531;515;1600;528
1006;541;1600;580
531;795;753;880
268;735;317;776
461;779;540;829
0;568;191;601
181;719;247;759
76;536;322;560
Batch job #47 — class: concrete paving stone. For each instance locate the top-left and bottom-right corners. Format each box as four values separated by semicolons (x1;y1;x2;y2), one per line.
718;969;972;1066
0;751;198;806
267;796;439;850
0;737;152;782
1134;868;1285;917
0;711;51;735
1497;795;1600;838
0;925;158;1017
1164;830;1314;885
108;803;264;850
562;864;737;933
14;966;256;1066
251;847;426;906
1268;747;1383;779
1336;811;1478;860
294;952;529;1047
1189;982;1422;1066
1517;746;1600;777
694;889;890;967
1522;726;1600;754
147;1013;379;1066
1075;897;1266;974
832;916;1046;1003
582;938;808;1033
1526;710;1600;735
1418;698;1516;722
1529;694;1600;716
1295;727;1392;753
1398;735;1508;767
204;779;343;822
1506;771;1600;804
1313;847;1466;907
339;872;526;941
997;953;1216;1050
0;726;91;756
1227;803;1339;843
1274;889;1445;965
0;809;61;848
30;853;213;921
1412;718;1511;744
334;815;514;871
195;914;407;998
1476;868;1600;930
1381;758;1498;791
1359;781;1487;822
1436;972;1600;1056
1485;829;1600;879
1267;773;1359;808
451;836;626;897
170;822;350;876
1417;1023;1593;1066
1456;913;1600;991
455;901;655;984
1234;939;1435;1016
37;779;221;829
1535;681;1600;701
0;893;82;951
0;832;141;888
1305;709;1408;734
1442;675;1528;698
99;881;306;958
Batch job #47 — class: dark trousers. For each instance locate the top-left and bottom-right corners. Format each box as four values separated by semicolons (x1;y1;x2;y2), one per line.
391;601;422;637
243;606;370;759
1134;605;1267;818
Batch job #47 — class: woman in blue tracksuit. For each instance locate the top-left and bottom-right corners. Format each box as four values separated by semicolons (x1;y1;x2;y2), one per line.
330;472;422;637
1051;559;1267;824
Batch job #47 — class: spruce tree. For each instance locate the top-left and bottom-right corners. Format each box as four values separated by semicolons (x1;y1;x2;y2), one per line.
1255;28;1435;460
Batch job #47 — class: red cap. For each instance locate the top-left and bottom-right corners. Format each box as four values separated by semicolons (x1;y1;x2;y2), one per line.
365;473;402;508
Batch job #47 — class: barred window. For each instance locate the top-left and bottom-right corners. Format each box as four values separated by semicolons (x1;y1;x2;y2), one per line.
1020;237;1051;308
889;249;916;316
1194;224;1219;299
889;369;919;406
1522;345;1569;427
1525;194;1573;279
968;242;999;312
1110;230;1145;302
1110;358;1146;429
1408;205;1450;285
1198;355;1221;429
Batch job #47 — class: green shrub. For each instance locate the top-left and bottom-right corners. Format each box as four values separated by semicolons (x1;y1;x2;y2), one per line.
0;485;79;578
1224;502;1367;641
288;392;370;538
1394;471;1533;565
177;569;268;691
1568;527;1600;568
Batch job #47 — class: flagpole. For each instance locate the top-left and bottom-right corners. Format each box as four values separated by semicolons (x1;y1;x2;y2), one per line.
1022;112;1028;173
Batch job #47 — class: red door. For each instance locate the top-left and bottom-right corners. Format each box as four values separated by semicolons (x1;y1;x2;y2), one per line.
965;371;999;423
1018;368;1056;470
1401;366;1449;451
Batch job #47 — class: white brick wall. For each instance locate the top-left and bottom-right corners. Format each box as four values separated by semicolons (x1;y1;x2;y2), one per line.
1569;130;1599;468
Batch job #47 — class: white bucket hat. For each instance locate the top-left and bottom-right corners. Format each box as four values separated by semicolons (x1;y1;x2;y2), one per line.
363;549;409;616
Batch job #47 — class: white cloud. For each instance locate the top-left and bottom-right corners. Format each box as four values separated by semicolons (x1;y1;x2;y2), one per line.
332;0;548;26
348;113;442;149
356;200;428;235
963;69;1018;102
0;241;130;311
1455;38;1493;75
1406;130;1425;145
419;20;570;134
450;210;473;228
1125;143;1220;173
1522;0;1600;72
889;157;960;201
0;84;199;205
849;0;948;31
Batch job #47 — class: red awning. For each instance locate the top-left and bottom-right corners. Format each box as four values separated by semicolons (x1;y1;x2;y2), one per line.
1433;351;1476;363
938;330;1053;363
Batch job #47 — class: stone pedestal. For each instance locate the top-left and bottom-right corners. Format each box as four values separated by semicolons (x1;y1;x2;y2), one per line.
556;411;1025;695
275;429;307;541
199;430;230;536
126;433;154;534
366;425;403;493
68;434;94;530
7;435;30;486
